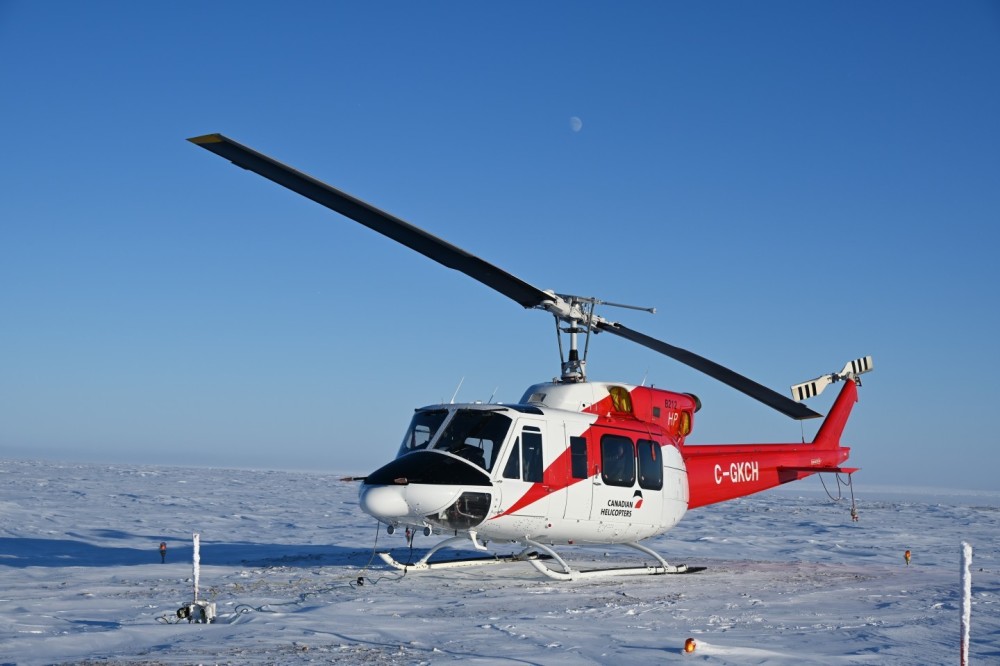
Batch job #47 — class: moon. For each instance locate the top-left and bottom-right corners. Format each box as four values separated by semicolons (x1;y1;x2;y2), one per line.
569;116;583;132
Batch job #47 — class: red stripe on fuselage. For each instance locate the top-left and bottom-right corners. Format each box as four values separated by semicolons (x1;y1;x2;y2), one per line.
494;404;674;519
493;445;580;518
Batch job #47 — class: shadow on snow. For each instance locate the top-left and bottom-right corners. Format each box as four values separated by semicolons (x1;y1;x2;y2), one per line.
0;537;370;569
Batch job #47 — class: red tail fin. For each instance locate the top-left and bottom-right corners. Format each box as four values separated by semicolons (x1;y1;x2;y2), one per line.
812;379;858;448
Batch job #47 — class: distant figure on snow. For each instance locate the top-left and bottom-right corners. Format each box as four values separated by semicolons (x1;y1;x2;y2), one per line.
850;505;859;522
159;541;167;563
904;549;911;566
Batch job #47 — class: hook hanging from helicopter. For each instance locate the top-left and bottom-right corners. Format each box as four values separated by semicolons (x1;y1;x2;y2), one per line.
188;133;821;421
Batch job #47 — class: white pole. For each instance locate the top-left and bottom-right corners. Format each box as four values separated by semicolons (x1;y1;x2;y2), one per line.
961;541;972;666
193;533;201;605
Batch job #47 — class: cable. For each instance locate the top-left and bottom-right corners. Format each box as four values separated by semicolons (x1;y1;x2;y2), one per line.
354;523;415;586
819;471;859;520
155;520;409;624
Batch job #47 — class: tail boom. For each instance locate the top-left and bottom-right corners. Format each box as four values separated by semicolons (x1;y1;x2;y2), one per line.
683;378;861;509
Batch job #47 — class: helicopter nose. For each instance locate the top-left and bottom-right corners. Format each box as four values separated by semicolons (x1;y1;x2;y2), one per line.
359;483;463;522
359;485;410;518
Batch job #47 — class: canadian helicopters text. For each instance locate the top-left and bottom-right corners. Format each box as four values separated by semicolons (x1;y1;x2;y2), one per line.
190;134;872;580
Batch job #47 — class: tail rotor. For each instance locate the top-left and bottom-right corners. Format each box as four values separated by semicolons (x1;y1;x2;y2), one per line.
791;356;873;402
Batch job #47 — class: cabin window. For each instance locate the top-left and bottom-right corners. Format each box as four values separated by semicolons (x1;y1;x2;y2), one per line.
502;440;521;479
396;409;449;458
570;436;588;479
501;426;543;483
600;434;635;487
521;427;544;483
431;409;512;472
637;439;664;491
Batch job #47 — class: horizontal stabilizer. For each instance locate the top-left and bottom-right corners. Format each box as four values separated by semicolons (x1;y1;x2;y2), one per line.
791;356;873;402
777;466;859;475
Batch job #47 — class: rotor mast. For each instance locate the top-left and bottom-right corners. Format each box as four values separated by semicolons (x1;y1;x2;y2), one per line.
543;293;655;383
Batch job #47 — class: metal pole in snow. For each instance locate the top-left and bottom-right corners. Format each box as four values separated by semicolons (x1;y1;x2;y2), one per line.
193;533;201;605
961;541;972;666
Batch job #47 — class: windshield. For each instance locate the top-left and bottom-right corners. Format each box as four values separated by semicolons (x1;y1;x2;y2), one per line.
396;409;449;458
431;409;512;472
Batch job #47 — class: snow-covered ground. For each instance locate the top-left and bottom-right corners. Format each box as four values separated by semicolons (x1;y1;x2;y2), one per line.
1;458;996;665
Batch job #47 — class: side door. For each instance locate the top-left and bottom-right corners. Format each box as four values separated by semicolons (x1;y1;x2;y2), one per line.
562;430;593;521
634;437;666;529
591;431;638;527
495;419;552;519
589;430;664;529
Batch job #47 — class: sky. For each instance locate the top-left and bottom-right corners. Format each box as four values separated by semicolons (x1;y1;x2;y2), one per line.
1;2;998;489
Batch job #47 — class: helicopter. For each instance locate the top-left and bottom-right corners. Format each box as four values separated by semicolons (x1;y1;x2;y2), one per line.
190;133;872;580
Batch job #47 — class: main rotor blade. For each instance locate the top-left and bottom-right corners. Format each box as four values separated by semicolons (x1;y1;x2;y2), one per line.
191;133;822;420
188;133;552;309
596;321;822;420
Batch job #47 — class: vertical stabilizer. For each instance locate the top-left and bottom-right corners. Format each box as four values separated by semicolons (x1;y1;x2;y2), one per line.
812;378;858;448
790;356;871;448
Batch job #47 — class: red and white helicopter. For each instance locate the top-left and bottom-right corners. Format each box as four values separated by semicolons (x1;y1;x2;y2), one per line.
191;134;873;580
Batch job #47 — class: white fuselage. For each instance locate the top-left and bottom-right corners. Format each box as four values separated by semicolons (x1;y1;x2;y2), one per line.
359;383;690;546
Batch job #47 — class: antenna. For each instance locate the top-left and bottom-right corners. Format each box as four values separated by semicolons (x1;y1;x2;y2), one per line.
450;377;465;404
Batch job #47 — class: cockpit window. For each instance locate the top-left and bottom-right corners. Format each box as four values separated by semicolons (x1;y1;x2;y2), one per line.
396;409;449;458
431;409;512;472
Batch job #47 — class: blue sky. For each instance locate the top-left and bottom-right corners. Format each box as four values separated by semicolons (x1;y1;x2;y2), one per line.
1;2;998;490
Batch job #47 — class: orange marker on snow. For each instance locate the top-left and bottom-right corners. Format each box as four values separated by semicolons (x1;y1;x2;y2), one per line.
684;638;697;653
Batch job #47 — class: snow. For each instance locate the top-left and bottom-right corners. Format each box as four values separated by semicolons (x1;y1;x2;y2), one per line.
1;458;997;665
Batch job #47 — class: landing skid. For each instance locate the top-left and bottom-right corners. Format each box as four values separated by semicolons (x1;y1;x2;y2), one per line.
522;538;693;581
377;534;701;580
377;536;551;572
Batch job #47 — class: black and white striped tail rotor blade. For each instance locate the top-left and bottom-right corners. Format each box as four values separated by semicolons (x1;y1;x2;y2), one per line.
791;376;834;402
841;356;873;378
791;356;874;402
